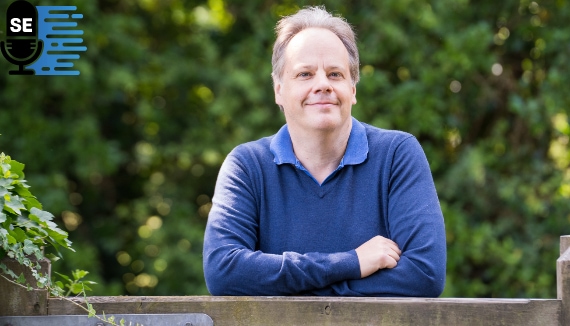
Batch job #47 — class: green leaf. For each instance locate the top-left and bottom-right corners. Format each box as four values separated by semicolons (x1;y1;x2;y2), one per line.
22;196;42;211
55;281;64;289
30;207;54;222
37;276;48;288
0;163;10;175
87;303;96;317
0;178;12;189
82;283;93;292
72;269;89;280
69;282;84;294
54;271;71;283
16;272;26;284
45;253;61;262
23;239;39;256
14;184;33;198
8;160;25;179
0;212;6;223
6;233;16;245
10;227;27;243
0;263;18;280
4;196;26;215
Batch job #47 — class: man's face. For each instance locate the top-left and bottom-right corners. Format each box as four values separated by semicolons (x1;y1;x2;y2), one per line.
274;27;357;134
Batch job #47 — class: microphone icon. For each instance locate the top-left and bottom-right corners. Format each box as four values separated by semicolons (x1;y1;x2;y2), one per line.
1;0;44;75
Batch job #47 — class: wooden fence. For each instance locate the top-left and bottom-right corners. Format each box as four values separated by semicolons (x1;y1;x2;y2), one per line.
2;235;570;325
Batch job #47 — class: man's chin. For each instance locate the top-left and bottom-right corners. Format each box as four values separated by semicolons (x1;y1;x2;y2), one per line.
306;115;347;131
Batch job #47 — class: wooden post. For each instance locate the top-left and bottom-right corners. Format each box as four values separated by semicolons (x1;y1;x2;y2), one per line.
0;257;50;316
557;235;570;325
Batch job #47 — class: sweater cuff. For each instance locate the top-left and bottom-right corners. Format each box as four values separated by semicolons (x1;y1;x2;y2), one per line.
327;250;361;283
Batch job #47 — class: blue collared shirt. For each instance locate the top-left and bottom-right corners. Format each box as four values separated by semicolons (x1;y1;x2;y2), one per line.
269;117;370;185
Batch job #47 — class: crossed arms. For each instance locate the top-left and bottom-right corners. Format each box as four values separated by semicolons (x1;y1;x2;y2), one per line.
203;136;446;296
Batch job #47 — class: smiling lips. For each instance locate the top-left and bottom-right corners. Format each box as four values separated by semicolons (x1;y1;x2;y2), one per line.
305;99;338;107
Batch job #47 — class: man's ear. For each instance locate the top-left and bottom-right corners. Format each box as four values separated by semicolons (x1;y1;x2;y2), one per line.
352;84;357;105
274;80;283;106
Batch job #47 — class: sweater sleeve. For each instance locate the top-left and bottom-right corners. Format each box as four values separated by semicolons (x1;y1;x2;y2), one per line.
309;136;446;297
202;146;361;295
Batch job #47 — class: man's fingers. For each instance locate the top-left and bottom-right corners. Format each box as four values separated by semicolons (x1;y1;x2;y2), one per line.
388;249;401;261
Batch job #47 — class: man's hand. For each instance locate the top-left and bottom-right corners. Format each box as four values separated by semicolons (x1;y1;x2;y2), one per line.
355;235;401;278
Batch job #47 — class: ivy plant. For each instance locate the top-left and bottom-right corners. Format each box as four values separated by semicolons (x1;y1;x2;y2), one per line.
0;152;127;324
0;151;78;291
0;152;126;324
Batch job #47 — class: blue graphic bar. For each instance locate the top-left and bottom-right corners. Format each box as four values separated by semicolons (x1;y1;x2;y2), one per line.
28;6;87;76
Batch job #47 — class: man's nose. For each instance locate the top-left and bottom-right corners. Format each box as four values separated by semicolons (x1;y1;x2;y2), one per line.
313;71;332;93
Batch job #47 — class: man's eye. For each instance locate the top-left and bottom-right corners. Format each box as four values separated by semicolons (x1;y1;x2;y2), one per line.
329;72;343;78
297;72;311;77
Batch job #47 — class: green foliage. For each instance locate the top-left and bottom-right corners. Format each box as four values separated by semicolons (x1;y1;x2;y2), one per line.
0;153;121;324
1;0;570;298
0;152;76;289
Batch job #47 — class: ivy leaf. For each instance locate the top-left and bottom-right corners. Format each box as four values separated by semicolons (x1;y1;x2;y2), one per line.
30;207;54;222
0;263;18;280
45;253;61;262
6;233;16;245
54;281;64;290
69;282;84;295
4;196;25;215
10;227;27;243
0;163;10;175
0;178;13;189
14;184;33;198
0;187;8;198
16;272;26;284
23;239;39;255
82;283;93;292
8;160;25;179
72;269;89;280
54;271;71;283
87;304;96;318
0;212;6;224
22;196;42;211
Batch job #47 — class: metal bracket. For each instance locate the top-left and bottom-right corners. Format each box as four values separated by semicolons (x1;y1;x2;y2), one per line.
0;313;213;326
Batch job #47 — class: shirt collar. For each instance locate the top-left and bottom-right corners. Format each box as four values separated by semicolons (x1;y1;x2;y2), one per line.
270;116;369;166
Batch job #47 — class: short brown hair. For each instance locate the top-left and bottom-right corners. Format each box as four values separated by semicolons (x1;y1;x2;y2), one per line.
271;6;360;85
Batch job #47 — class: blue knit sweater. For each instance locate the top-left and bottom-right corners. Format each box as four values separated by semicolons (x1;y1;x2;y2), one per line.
203;118;446;296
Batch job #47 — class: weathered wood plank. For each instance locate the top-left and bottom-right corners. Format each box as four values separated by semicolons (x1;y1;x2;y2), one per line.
560;235;570;256
557;237;570;324
48;296;561;326
0;257;50;316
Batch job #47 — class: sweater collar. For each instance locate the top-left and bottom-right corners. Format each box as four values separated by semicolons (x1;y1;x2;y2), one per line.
270;117;369;166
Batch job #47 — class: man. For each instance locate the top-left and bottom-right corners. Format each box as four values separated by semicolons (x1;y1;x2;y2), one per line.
203;6;446;296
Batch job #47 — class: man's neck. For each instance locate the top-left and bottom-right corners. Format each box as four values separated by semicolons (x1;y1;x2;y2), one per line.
289;120;352;184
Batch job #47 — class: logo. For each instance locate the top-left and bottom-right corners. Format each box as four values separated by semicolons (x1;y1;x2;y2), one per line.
1;0;86;75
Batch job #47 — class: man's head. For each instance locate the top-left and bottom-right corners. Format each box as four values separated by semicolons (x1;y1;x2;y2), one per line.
271;6;360;86
271;7;358;133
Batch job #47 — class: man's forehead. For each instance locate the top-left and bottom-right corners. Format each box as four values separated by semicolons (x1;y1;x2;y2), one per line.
287;27;344;50
284;28;349;65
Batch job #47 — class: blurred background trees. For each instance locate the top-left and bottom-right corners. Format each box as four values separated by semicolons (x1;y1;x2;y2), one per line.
1;0;569;298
